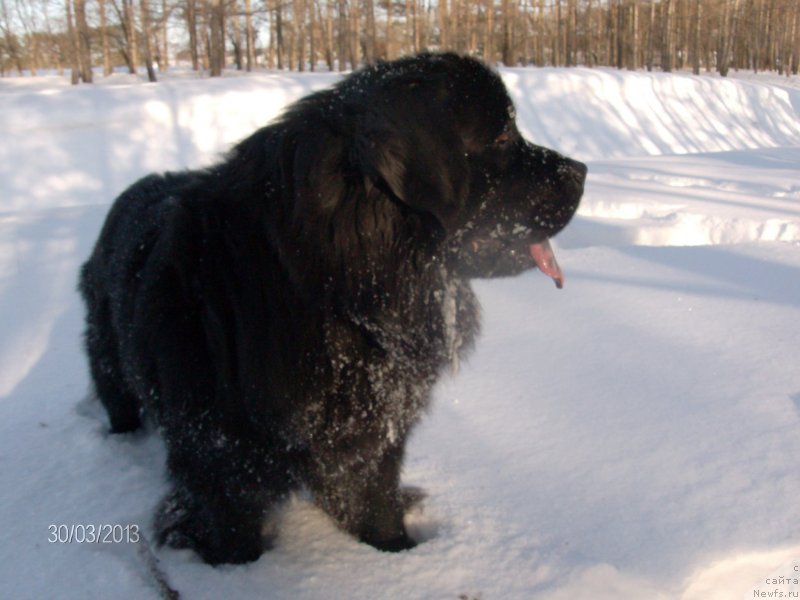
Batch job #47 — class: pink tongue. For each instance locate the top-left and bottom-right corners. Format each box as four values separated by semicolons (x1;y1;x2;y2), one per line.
529;240;564;289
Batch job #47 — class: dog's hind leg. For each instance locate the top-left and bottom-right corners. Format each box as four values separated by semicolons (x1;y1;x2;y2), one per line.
80;266;142;433
154;416;293;565
140;297;293;565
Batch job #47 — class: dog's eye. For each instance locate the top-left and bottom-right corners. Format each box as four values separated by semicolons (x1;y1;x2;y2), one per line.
493;132;511;148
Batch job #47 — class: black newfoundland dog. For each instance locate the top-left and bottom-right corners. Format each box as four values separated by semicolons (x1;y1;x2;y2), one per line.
79;53;585;565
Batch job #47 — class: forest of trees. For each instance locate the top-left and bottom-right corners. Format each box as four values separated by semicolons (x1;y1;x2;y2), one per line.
1;0;799;82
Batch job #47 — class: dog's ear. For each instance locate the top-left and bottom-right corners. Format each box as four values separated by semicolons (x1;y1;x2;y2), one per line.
354;111;469;231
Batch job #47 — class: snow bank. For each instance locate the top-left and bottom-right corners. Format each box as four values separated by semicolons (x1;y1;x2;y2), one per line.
0;73;338;213
2;67;798;213
503;67;800;160
565;146;800;249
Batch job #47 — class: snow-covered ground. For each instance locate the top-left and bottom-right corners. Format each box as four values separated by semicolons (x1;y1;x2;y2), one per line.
1;65;799;600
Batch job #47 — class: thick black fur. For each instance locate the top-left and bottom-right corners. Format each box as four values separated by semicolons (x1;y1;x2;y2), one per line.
79;53;585;565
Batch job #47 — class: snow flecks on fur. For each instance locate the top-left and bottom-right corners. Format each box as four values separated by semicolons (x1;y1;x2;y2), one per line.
439;264;463;374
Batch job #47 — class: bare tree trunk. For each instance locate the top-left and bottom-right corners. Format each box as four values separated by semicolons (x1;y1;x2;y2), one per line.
439;0;448;49
209;0;225;76
74;0;92;81
778;0;791;74
719;0;731;75
287;0;299;69
65;0;80;83
679;0;689;70
485;0;494;63
645;0;655;71
488;0;494;58
297;0;313;71
458;0;468;52
617;0;625;69
186;0;199;69
767;0;776;71
792;0;800;74
336;0;345;71
661;0;675;71
125;0;139;74
364;0;376;63
298;0;307;71
160;0;169;69
309;0;316;70
554;0;562;66
692;0;702;74
274;0;283;69
412;0;419;51
404;0;412;54
762;0;770;71
752;0;763;71
501;0;511;64
423;0;431;51
231;0;243;69
566;0;576;67
620;0;629;70
244;0;254;69
98;0;113;75
584;0;594;66
535;0;544;65
324;0;334;69
200;0;210;69
140;0;158;81
719;0;740;76
386;0;395;59
348;0;358;68
630;0;639;70
608;0;617;68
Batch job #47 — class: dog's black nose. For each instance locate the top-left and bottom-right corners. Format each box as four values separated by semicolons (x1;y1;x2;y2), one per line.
566;158;588;186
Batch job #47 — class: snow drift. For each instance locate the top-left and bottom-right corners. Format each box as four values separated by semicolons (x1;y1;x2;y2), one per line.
1;68;799;213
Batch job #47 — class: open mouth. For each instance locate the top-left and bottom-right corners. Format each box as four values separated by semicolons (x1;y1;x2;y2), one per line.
468;236;565;288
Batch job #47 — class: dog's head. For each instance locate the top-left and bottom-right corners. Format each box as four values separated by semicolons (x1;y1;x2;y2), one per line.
349;53;585;286
269;53;584;292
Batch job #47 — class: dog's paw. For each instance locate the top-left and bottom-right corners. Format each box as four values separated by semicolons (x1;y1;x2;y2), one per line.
399;486;427;511
154;490;264;565
364;532;418;553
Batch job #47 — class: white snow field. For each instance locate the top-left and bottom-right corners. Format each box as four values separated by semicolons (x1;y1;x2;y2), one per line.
1;66;799;599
